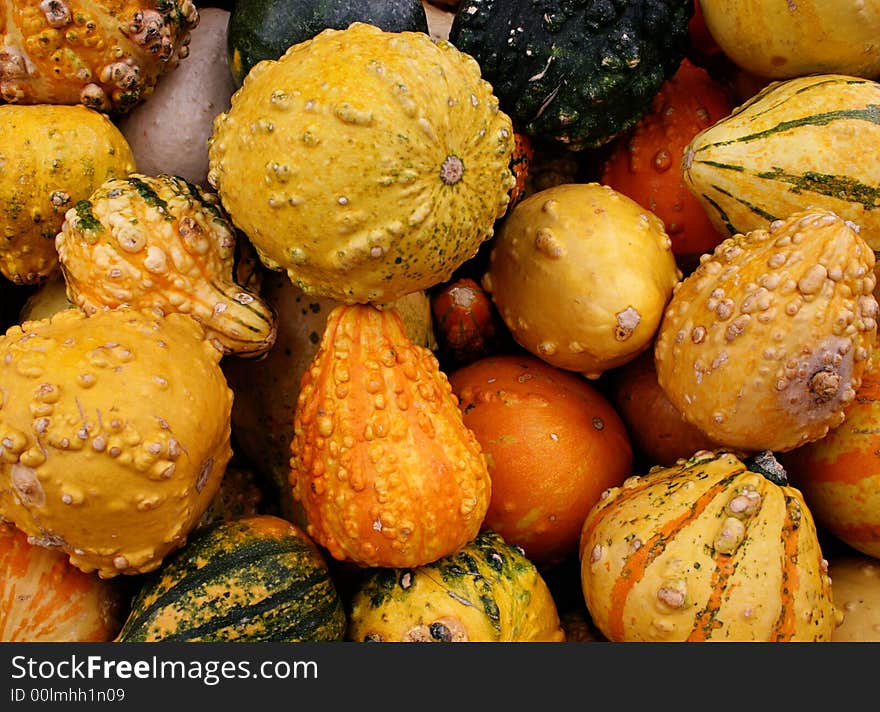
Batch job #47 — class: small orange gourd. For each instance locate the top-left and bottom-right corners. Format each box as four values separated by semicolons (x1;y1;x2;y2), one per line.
289;303;491;569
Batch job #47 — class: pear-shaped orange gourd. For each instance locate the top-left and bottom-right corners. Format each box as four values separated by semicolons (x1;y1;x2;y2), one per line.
289;304;491;568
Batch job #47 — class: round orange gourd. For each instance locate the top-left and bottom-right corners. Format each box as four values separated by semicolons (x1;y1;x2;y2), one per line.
289;303;491;569
0;523;123;642
600;58;733;264
608;350;720;467
783;350;880;558
448;354;633;568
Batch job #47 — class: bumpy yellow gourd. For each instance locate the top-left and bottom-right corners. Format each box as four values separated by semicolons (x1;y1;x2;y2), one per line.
655;208;878;453
0;0;199;113
0;308;233;578
0;104;136;285
208;22;515;304
56;173;277;358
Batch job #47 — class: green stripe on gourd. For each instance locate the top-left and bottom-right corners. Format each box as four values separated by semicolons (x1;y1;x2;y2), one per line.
116;515;346;642
683;73;880;248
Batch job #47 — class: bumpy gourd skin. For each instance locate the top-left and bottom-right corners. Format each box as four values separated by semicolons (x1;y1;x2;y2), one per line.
655;209;878;453
0;104;136;285
0;0;199;114
0;308;233;578
348;530;565;642
449;0;693;150
289;303;491;569
208;22;515;304
579;450;841;642
56;173;277;358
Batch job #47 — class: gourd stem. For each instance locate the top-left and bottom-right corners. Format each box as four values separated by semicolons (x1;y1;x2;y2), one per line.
744;450;788;486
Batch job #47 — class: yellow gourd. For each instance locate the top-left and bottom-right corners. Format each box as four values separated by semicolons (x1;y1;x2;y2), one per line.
0;308;233;578
208;22;515;304
0;104;136;285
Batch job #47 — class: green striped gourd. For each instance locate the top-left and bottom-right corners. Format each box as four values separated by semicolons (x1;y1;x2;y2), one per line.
682;74;880;249
579;450;841;642
116;515;346;642
56;174;277;359
347;530;565;642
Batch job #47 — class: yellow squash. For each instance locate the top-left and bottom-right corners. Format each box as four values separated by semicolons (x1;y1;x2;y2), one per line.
0;308;233;578
0;104;136;285
208;22;515;304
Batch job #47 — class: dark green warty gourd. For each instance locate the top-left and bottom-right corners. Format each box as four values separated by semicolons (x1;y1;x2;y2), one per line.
449;0;693;151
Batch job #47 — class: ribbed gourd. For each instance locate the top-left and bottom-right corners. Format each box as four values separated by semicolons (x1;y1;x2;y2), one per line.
116;515;347;642
0;104;137;285
579;450;841;642
654;208;878;453
348;530;565;642
0;0;199;114
0;522;123;642
682;74;880;250
0;308;233;578
289;303;491;569
208;22;515;304
56;173;277;358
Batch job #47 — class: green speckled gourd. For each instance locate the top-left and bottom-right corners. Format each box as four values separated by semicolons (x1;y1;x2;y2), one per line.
208;21;515;304
347;530;565;642
116;515;346;641
448;0;693;151
0;104;137;285
56;173;277;358
579;450;841;641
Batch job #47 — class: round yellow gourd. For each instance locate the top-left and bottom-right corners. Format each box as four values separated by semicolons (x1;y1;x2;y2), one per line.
0;104;136;285
0;308;233;578
482;182;681;379
207;22;515;304
698;0;880;80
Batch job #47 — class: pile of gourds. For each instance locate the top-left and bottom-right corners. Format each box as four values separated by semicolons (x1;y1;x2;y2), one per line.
2;0;880;644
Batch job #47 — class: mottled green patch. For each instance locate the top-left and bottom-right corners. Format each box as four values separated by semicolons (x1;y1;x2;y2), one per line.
73;200;103;232
126;176;171;217
755;168;880;209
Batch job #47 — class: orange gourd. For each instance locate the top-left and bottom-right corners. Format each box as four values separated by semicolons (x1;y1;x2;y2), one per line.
431;277;504;369
289;303;491;569
608;350;720;467
600;58;734;265
0;523;123;642
449;354;633;568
